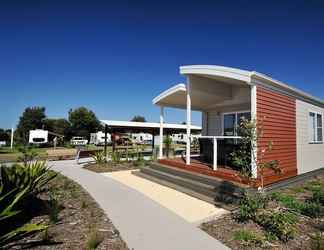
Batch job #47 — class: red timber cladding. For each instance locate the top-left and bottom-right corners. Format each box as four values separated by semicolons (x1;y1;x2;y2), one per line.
256;86;297;185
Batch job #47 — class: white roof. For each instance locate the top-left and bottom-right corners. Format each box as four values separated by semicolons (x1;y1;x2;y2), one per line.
100;120;201;130
180;65;324;106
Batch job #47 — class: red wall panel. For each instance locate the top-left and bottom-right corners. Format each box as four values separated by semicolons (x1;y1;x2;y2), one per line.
257;86;297;185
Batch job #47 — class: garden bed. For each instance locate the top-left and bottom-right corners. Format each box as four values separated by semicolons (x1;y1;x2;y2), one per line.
83;162;140;173
201;173;324;250
6;172;129;250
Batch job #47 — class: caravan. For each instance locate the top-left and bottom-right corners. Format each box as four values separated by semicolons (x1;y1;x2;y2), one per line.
90;131;111;146
29;129;48;144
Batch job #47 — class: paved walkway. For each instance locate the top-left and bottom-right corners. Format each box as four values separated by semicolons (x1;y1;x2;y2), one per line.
102;170;227;225
51;160;229;250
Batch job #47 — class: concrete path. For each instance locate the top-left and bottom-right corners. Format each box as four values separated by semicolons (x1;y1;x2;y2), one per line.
102;170;228;225
51;160;229;250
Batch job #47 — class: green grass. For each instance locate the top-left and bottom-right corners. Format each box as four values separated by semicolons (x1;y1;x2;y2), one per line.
232;229;265;246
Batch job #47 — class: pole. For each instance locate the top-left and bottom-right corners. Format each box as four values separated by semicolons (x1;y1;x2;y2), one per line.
186;78;191;165
159;106;164;159
104;124;108;157
10;127;14;150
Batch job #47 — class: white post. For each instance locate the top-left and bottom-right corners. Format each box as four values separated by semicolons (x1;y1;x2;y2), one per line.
186;78;191;165
10;127;14;150
159;106;164;159
251;84;258;178
213;137;217;170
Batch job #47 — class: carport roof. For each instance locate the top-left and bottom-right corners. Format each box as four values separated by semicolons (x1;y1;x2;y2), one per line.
100;120;201;133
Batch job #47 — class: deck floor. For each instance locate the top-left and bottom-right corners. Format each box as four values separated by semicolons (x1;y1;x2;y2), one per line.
158;157;252;186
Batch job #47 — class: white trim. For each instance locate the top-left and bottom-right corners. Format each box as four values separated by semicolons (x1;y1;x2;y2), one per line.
186;79;191;165
153;83;186;105
159;106;164;159
100;120;201;130
308;110;323;144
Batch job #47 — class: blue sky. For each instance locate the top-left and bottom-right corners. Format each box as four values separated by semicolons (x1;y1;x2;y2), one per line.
1;0;324;129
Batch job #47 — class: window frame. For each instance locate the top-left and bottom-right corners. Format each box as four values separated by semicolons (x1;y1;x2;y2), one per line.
222;110;251;136
308;110;323;144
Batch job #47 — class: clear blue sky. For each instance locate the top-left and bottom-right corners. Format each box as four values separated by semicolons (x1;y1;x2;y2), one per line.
1;0;324;129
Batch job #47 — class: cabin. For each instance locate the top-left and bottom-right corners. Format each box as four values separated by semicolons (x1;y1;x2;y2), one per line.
147;65;324;190
90;131;112;146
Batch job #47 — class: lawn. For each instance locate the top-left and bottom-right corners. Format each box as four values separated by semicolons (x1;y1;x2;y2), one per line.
201;173;324;250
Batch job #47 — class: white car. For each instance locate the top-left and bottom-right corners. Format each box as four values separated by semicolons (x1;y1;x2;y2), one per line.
70;136;88;146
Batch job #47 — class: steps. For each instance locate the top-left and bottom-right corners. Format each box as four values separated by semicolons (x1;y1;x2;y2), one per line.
133;162;250;210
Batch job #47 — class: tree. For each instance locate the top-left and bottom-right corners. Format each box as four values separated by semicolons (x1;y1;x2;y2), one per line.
43;118;71;138
68;107;102;139
0;129;10;142
131;115;146;122
16;107;46;144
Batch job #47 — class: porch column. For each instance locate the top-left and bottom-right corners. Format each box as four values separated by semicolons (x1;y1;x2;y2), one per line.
186;79;191;165
159;106;164;159
251;84;258;178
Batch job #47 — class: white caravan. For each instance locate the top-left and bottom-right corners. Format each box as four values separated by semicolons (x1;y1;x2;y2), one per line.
90;131;111;145
29;129;48;144
171;133;201;144
131;133;153;144
70;136;88;146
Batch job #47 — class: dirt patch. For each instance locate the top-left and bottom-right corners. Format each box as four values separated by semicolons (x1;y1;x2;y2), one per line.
7;173;129;250
83;162;139;173
201;173;324;250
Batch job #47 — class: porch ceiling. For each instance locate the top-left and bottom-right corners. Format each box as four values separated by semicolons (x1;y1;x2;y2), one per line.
153;76;251;111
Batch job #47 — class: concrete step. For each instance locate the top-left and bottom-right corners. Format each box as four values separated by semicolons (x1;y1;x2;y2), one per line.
150;162;247;195
135;164;245;208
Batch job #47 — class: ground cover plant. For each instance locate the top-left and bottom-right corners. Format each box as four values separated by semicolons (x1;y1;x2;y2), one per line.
2;170;129;249
201;173;324;249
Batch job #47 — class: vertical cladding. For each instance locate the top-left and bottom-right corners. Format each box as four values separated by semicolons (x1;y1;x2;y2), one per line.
256;86;297;184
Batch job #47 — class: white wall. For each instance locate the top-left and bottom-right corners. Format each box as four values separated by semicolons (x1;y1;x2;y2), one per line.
202;103;251;136
296;99;324;174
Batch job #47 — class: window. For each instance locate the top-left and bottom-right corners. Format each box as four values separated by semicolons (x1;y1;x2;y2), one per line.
309;112;323;143
223;111;251;136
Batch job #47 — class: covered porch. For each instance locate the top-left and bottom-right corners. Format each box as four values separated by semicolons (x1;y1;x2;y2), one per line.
153;65;258;181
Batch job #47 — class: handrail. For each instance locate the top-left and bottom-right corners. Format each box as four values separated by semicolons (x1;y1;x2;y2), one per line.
197;135;242;139
194;135;242;170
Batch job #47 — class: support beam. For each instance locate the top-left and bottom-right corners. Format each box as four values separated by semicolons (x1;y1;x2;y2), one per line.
186;79;191;165
251;84;258;179
104;124;108;157
159;106;164;159
10;127;14;150
213;137;217;170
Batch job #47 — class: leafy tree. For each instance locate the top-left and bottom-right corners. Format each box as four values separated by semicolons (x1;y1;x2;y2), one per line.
43;118;71;138
68;107;102;139
16;107;46;144
131;115;146;122
0;129;10;142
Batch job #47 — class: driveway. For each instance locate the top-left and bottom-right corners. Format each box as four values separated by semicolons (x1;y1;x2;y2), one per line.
51;159;229;250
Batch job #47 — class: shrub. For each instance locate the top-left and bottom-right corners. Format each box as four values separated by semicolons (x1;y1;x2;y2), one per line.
0;161;57;197
17;146;39;165
237;193;268;222
0;186;47;246
92;151;106;165
111;151;121;165
310;232;324;250
256;210;297;242
86;228;103;250
313;190;324;206
232;229;265;246
271;192;323;218
48;189;60;224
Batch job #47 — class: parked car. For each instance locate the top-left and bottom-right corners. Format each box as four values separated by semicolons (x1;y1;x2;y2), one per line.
70;136;88;146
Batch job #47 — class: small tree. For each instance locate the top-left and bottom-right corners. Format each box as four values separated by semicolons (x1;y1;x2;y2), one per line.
131;115;146;122
163;136;173;158
230;118;280;190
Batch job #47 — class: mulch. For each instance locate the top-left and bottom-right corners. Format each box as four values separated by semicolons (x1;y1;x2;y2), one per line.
6;173;129;250
200;174;324;250
83;162;139;173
